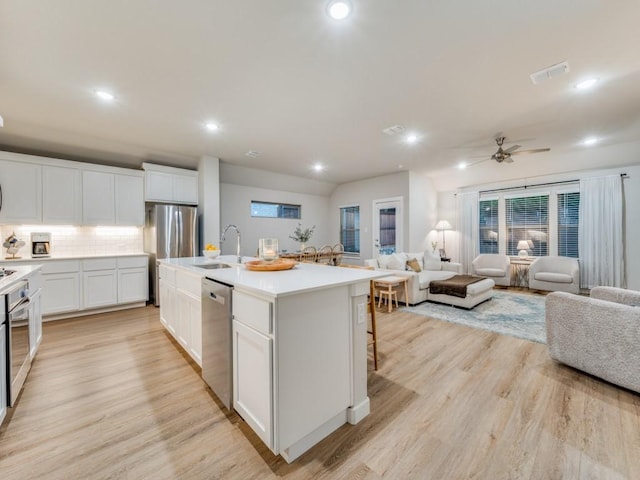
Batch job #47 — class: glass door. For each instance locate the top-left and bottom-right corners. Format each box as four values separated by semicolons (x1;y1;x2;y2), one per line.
373;198;402;255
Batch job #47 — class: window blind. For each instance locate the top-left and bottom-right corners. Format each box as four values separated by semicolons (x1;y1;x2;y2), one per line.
251;201;301;219
505;195;549;256
479;199;499;254
557;192;580;258
340;206;360;254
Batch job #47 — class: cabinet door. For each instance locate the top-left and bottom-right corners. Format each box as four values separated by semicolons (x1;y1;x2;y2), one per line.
233;319;273;449
159;280;176;335
145;170;173;202
29;288;42;358
42;273;81;315
0;323;6;426
0;160;42;224
176;290;191;349
187;294;202;366
82;170;115;225
83;270;118;308
117;267;148;304
173;174;198;204
42;165;82;224
115;174;144;226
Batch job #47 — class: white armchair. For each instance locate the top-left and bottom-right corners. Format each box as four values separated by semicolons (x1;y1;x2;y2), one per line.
471;254;511;287
546;287;640;393
529;256;579;294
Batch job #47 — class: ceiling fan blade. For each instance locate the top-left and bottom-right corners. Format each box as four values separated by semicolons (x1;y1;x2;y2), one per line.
503;156;514;163
503;144;521;154
465;157;492;167
510;148;550;156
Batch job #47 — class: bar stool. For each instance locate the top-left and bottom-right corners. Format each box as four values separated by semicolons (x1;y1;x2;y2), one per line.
377;287;398;311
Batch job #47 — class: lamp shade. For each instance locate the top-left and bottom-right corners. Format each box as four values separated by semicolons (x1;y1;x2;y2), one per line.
516;240;530;250
434;220;452;231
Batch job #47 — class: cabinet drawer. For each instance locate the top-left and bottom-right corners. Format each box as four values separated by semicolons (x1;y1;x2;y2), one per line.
41;260;80;274
83;258;117;271
233;290;272;335
176;270;201;297
159;264;176;286
117;256;148;269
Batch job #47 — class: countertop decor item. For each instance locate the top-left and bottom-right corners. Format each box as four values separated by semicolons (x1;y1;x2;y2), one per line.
3;232;25;259
245;258;296;271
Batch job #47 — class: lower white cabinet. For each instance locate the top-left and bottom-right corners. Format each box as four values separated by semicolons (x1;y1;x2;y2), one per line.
0;323;7;426
29;288;43;358
83;270;118;309
233;319;273;448
43;272;81;315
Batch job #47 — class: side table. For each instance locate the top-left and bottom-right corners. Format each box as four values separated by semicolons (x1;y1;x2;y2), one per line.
510;258;534;288
374;275;409;312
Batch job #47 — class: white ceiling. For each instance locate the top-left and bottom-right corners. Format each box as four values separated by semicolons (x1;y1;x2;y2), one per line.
1;0;639;189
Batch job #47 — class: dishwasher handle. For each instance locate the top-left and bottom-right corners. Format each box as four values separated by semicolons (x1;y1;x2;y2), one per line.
207;290;226;305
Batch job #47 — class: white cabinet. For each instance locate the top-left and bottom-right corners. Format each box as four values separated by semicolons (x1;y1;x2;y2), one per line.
0;159;42;224
0;323;7;426
142;162;198;205
29;288;42;359
83;270;118;308
42;165;82;224
82;170;115;225
233;318;273;449
83;170;144;226
117;256;148;304
41;260;81;315
115;174;144;226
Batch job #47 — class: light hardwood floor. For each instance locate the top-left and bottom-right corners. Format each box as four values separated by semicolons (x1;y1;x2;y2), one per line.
1;303;639;479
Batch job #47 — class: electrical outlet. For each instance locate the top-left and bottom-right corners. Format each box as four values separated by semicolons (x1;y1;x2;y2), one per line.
357;303;366;324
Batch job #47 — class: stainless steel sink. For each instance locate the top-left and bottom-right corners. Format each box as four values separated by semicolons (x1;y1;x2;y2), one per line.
194;263;232;270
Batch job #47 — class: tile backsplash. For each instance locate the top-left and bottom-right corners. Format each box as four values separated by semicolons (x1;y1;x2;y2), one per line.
1;225;143;258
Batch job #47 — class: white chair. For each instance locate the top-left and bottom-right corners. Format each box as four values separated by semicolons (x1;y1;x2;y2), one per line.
529;256;579;294
471;254;511;287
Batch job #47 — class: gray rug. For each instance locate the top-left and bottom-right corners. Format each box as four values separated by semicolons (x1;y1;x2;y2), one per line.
402;290;546;343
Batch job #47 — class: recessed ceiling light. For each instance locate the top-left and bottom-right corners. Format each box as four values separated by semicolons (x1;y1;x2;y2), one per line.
327;0;352;20
397;164;404;169
583;137;599;146
406;134;418;144
313;163;324;172
95;90;115;102
457;162;467;170
205;122;219;132
575;78;599;90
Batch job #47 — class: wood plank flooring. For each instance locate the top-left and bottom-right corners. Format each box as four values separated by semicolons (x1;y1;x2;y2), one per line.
1;303;639;479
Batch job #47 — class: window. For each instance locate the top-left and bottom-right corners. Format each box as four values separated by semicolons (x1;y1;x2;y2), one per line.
505;195;549;256
479;199;499;254
251;201;301;219
378;207;397;254
557;192;580;258
340;206;360;254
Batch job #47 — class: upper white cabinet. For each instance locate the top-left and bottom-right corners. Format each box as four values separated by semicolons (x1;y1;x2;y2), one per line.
83;170;144;226
42;165;82;224
0;159;42;224
142;162;198;205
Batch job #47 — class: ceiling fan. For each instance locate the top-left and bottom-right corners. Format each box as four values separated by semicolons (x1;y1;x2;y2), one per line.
474;136;550;165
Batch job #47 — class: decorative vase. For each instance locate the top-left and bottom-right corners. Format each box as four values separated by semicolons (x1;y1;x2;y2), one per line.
299;242;306;252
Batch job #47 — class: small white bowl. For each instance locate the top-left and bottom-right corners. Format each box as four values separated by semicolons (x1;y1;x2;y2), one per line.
203;249;220;259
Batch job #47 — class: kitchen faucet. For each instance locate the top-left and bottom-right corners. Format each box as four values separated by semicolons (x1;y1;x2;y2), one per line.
221;224;242;263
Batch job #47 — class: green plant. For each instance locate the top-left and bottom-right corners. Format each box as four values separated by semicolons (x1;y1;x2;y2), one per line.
289;223;315;243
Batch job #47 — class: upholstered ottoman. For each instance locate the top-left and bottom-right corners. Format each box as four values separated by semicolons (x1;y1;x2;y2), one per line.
427;276;495;309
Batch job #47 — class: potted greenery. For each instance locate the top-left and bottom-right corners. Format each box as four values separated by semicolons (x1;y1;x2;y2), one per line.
289;223;315;251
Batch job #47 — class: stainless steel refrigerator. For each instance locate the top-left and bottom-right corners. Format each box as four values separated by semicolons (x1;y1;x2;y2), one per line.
145;204;198;306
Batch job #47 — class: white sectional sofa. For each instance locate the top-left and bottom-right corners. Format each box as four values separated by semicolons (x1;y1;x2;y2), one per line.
364;252;494;308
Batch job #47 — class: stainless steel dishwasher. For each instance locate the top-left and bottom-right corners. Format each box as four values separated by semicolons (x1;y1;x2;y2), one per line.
201;276;233;409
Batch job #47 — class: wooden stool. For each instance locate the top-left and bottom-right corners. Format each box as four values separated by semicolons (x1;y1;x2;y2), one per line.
377;288;398;311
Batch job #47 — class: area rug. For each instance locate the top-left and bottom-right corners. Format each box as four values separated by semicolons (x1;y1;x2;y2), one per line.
402;290;546;343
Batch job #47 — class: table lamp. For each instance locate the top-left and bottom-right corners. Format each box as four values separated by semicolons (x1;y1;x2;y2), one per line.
517;240;530;258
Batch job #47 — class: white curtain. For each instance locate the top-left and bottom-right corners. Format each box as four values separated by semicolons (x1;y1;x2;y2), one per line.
579;175;624;288
457;191;479;274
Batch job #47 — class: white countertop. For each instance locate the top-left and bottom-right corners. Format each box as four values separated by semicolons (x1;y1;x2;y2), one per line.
160;255;387;297
0;252;148;263
0;264;42;295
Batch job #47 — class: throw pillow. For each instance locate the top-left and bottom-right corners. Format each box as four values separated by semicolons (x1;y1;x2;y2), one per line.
387;253;407;271
424;251;442;271
407;252;424;266
378;254;392;269
406;258;422;272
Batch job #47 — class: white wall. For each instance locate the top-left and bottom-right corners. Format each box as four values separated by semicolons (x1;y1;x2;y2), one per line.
329;172;411;262
198;156;220;250
219;183;331;256
408;171;438;253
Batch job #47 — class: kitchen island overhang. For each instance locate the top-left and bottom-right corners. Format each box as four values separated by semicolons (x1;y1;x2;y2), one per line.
158;256;387;462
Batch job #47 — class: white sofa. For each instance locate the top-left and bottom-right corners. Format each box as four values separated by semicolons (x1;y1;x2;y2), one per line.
471;254;511;287
364;252;494;307
546;287;640;393
529;256;580;294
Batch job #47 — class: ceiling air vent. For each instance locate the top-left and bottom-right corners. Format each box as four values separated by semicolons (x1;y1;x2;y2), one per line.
245;150;261;158
382;125;405;135
530;61;570;85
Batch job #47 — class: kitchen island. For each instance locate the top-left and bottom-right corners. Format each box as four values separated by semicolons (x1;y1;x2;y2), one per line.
158;255;385;462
